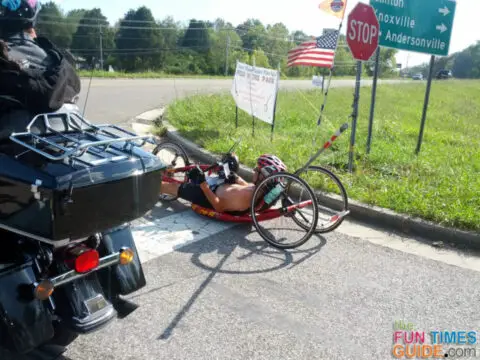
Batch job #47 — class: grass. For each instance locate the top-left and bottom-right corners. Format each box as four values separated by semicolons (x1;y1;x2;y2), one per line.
164;79;480;232
77;70;232;79
77;70;383;80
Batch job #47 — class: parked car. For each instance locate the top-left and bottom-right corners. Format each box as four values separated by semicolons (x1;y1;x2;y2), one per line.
436;69;453;79
412;73;423;80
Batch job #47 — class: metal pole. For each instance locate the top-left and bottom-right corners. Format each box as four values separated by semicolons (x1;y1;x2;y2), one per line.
348;61;362;173
235;106;238;128
415;55;435;155
225;34;230;76
252;57;255;137
99;23;103;71
366;47;380;154
271;68;280;142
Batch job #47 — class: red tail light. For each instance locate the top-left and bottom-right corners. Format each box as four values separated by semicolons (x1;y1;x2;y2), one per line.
64;245;100;273
75;249;100;273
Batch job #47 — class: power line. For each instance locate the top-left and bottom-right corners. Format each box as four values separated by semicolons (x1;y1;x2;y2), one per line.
36;17;327;45
70;45;223;52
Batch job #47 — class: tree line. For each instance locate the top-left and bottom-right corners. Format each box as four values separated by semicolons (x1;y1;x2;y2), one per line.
34;2;400;77
405;41;480;79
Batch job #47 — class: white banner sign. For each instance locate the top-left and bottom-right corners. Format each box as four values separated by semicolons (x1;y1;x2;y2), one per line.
312;75;324;88
230;61;279;125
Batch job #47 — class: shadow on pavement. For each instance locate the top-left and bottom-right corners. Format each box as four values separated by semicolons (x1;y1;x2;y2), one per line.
156;223;327;340
1;345;74;360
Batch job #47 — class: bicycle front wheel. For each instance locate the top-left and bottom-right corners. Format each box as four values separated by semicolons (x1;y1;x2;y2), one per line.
251;172;319;249
293;166;349;233
153;141;190;201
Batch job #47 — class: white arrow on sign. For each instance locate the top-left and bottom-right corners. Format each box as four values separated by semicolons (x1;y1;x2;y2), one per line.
438;6;450;16
436;23;448;33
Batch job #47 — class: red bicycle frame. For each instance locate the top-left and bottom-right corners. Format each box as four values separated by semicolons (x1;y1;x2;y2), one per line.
191;199;313;223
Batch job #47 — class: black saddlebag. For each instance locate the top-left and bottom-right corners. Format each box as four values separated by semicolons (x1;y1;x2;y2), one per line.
0;112;165;243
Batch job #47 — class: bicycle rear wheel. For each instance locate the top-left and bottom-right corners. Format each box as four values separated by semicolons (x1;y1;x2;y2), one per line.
153;141;190;201
292;166;349;233
251;172;319;249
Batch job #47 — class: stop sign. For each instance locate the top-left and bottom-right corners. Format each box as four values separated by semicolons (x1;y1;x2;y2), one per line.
346;3;380;61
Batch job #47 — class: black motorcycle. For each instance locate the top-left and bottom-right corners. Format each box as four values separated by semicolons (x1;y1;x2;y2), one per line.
0;103;165;357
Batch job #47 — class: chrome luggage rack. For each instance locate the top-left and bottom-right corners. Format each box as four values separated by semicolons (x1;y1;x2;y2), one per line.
9;110;158;164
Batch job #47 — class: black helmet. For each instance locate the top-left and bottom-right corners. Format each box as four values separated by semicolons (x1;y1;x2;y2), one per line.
0;0;41;31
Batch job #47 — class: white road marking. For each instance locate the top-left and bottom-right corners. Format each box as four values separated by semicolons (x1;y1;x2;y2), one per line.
131;208;237;263
130;202;480;272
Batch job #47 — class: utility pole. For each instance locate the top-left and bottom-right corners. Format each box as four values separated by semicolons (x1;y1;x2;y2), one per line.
225;34;230;76
99;23;104;71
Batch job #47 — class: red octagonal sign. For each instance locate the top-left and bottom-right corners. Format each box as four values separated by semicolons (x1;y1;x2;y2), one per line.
347;2;380;61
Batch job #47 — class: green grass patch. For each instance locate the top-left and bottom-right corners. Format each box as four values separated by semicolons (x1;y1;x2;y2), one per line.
77;70;381;80
165;79;480;232
77;70;232;79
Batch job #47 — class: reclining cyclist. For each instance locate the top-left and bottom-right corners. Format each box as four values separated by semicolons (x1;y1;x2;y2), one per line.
160;154;287;213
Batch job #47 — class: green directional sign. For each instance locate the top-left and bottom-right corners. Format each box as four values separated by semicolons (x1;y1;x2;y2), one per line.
369;0;457;56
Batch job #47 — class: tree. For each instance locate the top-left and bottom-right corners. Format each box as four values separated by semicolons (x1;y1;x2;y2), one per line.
452;51;473;78
115;7;164;72
236;19;267;54
36;1;71;48
71;8;112;66
182;19;211;52
65;9;88;38
250;49;270;68
365;48;398;78
208;20;245;75
291;30;309;43
263;23;290;69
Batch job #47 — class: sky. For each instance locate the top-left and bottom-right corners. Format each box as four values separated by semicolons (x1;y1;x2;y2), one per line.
52;0;477;68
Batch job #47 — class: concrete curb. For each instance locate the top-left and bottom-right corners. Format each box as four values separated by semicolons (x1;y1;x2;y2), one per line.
133;107;480;251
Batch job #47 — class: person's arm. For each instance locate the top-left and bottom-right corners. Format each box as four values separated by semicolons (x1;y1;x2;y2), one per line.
199;182;226;212
234;173;249;186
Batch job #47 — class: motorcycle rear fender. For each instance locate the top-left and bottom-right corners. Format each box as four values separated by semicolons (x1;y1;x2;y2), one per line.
97;223;146;297
0;260;54;354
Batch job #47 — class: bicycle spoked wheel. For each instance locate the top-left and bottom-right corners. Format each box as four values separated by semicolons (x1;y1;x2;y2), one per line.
251;172;319;250
292;166;349;233
152;141;190;201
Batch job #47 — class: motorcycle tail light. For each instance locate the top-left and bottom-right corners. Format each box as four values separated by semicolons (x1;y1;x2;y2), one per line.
74;249;100;273
65;245;100;273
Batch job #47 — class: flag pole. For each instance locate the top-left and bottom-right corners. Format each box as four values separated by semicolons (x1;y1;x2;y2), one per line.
316;20;343;127
311;5;347;152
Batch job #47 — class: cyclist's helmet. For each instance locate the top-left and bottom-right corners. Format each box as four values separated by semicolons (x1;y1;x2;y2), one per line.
255;154;287;182
0;0;41;32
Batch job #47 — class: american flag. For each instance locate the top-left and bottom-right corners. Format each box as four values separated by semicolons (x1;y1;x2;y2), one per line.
287;30;339;68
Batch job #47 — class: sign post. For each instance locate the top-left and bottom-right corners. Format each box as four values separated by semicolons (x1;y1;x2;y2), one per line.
346;2;380;173
415;55;435;154
366;47;380;155
370;0;457;154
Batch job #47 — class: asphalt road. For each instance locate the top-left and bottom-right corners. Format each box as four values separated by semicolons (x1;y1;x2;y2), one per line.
62;200;480;360
75;78;407;126
27;79;480;359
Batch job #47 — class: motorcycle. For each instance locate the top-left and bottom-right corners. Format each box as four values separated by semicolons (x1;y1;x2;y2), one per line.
0;102;165;357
